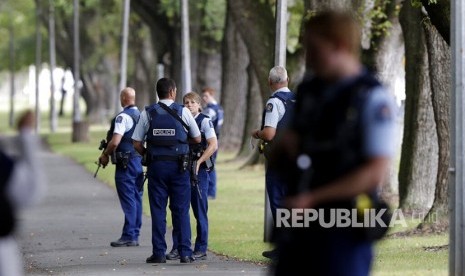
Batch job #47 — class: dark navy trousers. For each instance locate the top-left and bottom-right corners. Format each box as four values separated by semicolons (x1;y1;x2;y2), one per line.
207;151;217;198
147;160;192;258
275;228;373;276
265;165;288;222
172;167;209;253
114;156;143;241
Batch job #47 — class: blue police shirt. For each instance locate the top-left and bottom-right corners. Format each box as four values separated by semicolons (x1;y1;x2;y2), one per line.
195;114;217;140
131;99;201;142
113;106;138;136
263;87;292;129
361;86;398;158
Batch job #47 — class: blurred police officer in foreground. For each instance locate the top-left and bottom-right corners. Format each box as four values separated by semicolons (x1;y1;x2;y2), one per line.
251;66;295;260
167;92;218;261
271;11;396;276
99;87;144;247
132;78;201;263
201;88;223;199
0;111;46;276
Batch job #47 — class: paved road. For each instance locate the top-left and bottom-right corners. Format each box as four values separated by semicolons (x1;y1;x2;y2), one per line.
18;148;267;276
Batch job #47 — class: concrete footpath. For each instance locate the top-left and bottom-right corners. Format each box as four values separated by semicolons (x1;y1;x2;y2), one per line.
18;148;267;276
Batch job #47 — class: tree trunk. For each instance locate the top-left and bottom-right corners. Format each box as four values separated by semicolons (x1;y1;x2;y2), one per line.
374;4;405;196
228;0;274;104
195;51;222;98
219;9;249;152
421;0;450;45
419;22;451;229
130;19;156;109
398;1;437;211
237;66;263;160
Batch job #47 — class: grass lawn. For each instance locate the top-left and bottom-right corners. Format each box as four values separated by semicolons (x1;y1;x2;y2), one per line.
0;110;446;274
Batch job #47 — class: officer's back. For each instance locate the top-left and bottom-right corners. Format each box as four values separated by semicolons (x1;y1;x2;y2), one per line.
132;78;201;264
272;11;397;276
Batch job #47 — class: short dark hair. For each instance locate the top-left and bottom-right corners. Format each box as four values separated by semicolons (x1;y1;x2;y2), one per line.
305;11;361;57
201;87;216;96
156;78;176;99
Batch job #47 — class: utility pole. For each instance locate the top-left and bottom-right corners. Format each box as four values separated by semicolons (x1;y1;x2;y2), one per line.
274;0;287;67
450;0;465;274
180;0;192;94
264;0;288;242
71;0;85;142
49;0;57;132
117;0;130;113
35;1;42;133
8;16;15;128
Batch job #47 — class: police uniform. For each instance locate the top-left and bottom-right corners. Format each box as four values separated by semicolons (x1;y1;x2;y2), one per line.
202;101;223;198
0;130;45;276
274;70;397;276
262;87;296;223
111;106;144;244
132;99;200;261
171;113;216;258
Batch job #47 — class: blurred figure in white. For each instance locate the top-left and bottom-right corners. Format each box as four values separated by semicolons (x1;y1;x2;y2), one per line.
0;111;46;276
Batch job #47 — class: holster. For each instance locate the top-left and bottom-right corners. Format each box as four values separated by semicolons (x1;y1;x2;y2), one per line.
179;154;190;172
113;151;131;169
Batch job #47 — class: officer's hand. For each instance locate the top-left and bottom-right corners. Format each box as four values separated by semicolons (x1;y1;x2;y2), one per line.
195;162;201;175
251;129;260;139
285;192;315;209
99;154;109;168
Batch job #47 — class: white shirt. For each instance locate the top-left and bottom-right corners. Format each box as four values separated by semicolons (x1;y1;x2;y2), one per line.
263;87;292;128
202;99;218;120
113;106;138;135
195;114;217;140
132;99;201;142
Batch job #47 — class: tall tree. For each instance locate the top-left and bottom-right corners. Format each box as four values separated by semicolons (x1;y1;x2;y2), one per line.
228;0;274;104
418;21;450;229
219;8;249;151
398;0;437;210
420;0;450;44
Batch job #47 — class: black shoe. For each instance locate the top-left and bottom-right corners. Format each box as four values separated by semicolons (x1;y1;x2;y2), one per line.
146;255;167;263
166;249;180;260
262;249;278;260
180;256;195;263
110;239;139;247
193;251;207;260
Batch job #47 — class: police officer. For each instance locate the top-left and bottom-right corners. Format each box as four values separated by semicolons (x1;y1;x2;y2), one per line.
272;11;397;276
99;87;144;247
132;78;201;264
166;92;218;261
201;87;223;199
0;111;46;276
251;66;295;260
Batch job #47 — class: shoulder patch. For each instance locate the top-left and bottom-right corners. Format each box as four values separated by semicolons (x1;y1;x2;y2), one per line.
115;115;123;123
266;103;274;113
374;103;392;122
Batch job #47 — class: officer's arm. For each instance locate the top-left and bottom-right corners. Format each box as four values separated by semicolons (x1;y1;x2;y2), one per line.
198;137;217;165
104;134;123;156
133;140;146;156
252;99;279;141
131;110;149;155
287;158;389;209
198;119;218;164
253;127;276;142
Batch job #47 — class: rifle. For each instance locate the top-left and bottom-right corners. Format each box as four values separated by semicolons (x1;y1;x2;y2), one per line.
94;139;108;178
189;148;203;199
